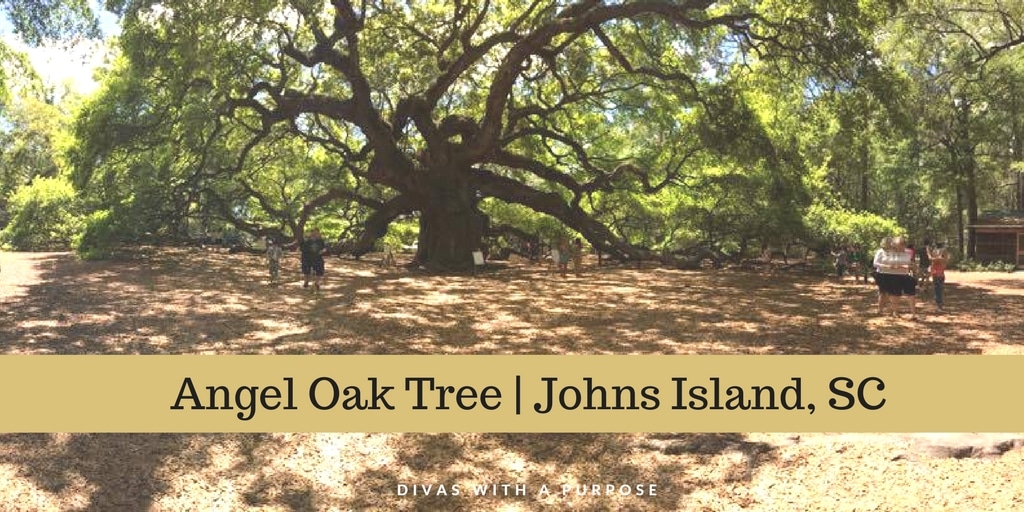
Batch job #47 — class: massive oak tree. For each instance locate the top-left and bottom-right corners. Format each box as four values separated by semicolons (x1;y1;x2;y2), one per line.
94;0;890;271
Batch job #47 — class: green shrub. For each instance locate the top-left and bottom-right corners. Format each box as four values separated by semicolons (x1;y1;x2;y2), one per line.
73;209;121;260
380;217;419;251
803;203;903;251
0;176;83;250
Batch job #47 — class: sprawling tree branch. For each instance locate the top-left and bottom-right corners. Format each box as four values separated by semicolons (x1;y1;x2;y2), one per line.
348;194;417;257
473;167;655;261
473;1;752;159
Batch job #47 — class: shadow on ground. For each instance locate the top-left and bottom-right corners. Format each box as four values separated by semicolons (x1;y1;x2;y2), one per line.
2;249;1022;510
4;248;1020;356
0;431;778;510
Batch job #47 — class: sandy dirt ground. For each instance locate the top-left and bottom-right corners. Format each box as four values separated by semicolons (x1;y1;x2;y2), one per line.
1;248;1022;511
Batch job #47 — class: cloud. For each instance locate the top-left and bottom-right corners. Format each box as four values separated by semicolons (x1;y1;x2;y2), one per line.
3;35;114;99
1;2;120;101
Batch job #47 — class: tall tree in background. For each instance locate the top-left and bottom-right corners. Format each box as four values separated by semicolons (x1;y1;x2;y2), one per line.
0;1;102;239
889;0;1024;257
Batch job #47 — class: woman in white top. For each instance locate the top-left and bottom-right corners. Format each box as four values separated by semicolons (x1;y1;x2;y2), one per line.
875;236;916;318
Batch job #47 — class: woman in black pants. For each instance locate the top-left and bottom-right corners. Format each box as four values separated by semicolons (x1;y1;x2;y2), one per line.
874;236;916;319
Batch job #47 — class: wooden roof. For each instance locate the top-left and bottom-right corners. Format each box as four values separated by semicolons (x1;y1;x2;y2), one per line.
970;211;1024;229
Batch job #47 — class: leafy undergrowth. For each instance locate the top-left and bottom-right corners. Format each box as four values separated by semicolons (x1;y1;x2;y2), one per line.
1;248;1022;511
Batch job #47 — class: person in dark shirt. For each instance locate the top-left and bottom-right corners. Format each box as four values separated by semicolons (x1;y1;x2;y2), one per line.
300;229;328;291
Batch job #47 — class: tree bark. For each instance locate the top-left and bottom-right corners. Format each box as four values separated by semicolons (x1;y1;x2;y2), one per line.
1018;171;1023;212
859;139;870;210
965;156;978;259
955;98;978;258
956;184;965;259
474;168;661;264
413;170;487;272
1010;81;1023;211
348;195;416;258
1013;106;1023;211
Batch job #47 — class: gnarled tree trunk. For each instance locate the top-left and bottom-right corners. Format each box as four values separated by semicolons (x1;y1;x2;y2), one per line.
413;170;487;272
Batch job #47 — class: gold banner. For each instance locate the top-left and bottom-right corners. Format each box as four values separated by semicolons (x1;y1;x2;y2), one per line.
0;355;1018;432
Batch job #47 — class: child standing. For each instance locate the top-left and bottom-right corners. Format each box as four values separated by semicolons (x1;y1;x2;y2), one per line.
556;239;570;278
832;246;849;278
571;238;584;277
266;237;283;285
300;229;328;291
849;245;867;283
928;243;948;311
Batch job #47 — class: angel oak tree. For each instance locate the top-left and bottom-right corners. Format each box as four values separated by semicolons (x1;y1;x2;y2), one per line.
103;0;889;271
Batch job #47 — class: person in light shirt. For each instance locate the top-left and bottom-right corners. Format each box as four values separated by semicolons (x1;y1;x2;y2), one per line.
874;236;917;319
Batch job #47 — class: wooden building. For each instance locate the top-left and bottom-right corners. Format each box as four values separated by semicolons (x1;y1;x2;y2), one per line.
969;211;1024;267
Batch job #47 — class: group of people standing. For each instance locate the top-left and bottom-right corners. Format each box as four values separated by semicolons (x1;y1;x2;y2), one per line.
554;238;585;278
870;236;948;319
266;231;591;286
832;245;872;283
265;229;329;292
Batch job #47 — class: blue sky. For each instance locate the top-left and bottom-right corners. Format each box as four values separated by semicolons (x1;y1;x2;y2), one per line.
0;1;121;100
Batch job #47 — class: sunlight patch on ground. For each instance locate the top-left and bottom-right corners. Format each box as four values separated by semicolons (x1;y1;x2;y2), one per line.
144;432;404;507
18;319;60;330
337;269;377;278
154;444;249;509
74;312;118;325
602;284;644;296
418;290;467;306
280;295;307;305
372;310;458;328
550;326;588;338
674;304;724;316
206;441;246;473
472;312;532;334
254;318;304;331
957;328;999;342
354;287;380;297
0;464;94;511
315;433;397;484
0;254;48;302
249;324;309;345
969;344;1024;355
4;346;53;354
971;286;1024;296
142;335;172;346
543;307;574;314
717;320;763;332
495;450;529;474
